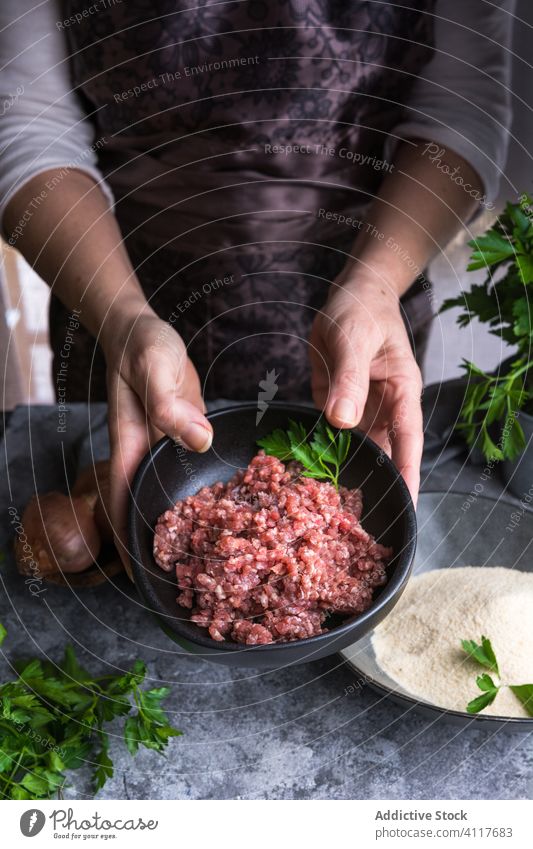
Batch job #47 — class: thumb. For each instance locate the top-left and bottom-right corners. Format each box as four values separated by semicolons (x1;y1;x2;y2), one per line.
325;331;371;428
136;357;213;452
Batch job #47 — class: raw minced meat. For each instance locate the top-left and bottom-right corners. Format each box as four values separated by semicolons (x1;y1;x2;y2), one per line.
153;451;391;645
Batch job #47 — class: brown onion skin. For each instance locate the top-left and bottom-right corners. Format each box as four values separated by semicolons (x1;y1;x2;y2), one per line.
14;492;101;576
73;460;114;543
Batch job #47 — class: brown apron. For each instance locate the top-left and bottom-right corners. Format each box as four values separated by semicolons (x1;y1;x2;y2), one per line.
53;0;435;402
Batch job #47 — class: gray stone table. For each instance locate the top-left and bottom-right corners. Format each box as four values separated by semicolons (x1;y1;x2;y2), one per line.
0;403;531;800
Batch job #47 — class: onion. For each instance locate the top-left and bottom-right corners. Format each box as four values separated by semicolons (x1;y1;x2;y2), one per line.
14;492;101;576
73;460;114;543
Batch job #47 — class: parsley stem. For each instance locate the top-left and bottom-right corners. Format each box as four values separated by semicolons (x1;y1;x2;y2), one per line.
4;747;26;790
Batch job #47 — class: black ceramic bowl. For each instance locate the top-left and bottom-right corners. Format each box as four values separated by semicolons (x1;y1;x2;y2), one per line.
129;403;416;667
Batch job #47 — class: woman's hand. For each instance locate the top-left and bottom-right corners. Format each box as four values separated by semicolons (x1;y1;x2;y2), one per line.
102;311;212;574
309;274;424;503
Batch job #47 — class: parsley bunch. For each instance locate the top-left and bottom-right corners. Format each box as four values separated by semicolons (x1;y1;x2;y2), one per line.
441;196;533;461
257;419;351;489
0;624;181;799
461;635;533;716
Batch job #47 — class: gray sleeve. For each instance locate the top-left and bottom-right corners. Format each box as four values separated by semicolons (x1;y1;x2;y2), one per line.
385;0;516;204
0;0;113;240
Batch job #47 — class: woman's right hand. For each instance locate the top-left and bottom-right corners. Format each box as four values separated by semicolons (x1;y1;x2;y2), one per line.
4;169;212;575
102;311;212;575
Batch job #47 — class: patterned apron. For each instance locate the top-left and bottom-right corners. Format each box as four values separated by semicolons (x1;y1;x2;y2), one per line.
53;0;435;401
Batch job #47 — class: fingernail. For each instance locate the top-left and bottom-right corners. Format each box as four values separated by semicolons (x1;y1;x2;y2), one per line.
331;398;357;427
180;423;212;453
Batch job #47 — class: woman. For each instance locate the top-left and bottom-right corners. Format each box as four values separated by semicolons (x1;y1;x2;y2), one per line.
0;1;513;567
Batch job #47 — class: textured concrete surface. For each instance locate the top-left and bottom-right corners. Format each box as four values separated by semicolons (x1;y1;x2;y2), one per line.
0;404;531;800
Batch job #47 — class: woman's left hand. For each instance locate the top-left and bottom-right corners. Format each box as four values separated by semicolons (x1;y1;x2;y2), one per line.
309;273;424;504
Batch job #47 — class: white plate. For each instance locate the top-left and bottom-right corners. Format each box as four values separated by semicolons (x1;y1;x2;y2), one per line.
340;491;533;729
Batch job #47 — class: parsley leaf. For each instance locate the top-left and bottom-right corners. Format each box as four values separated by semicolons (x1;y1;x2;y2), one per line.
466;691;499;714
509;684;533;717
256;427;292;460
94;736;114;792
0;626;181;799
258;419;352;488
466;674;500;714
461;635;500;674
466;231;515;270
124;715;141;756
440;195;533;462
461;634;533;718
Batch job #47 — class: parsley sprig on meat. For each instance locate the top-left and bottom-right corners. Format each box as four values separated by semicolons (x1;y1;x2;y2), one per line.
0;624;180;799
461;635;533;716
257;419;351;489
